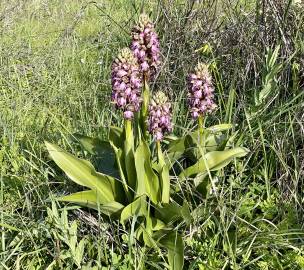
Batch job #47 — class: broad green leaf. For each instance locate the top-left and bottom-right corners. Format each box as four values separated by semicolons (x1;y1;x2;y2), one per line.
157;143;170;204
73;134;106;155
124;120;136;191
142;215;155;247
166;134;193;164
120;196;147;223
151;218;166;231
160;165;170;204
57;190;99;209
194;174;210;193
99;201;125;217
139;79;150;139
142;230;155;248
167;134;192;154
135;226;144;240
73;134;118;178
206;124;233;133
190;132;229;160
155;201;191;225
205;134;227;152
57;190;124;216
180;147;249;180
142;217;166;248
75;238;86;267
134;140;160;204
157;231;184;270
166;128;233;166
109;126;123;149
45;142;115;203
111;147;131;202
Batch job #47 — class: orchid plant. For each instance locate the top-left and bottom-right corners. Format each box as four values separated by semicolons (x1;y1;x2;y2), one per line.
45;13;248;270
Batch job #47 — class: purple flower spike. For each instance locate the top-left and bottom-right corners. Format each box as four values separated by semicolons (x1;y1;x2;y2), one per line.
147;91;173;141
111;48;142;119
131;13;161;80
187;63;217;119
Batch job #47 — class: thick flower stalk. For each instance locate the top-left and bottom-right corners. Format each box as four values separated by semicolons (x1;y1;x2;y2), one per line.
187;63;217;120
147;91;173;141
111;48;142;120
131;13;161;80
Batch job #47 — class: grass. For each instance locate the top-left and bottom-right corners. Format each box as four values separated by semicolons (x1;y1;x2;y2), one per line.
1;0;304;269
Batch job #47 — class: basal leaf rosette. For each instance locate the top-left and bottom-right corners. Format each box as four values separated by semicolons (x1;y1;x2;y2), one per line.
111;48;142;119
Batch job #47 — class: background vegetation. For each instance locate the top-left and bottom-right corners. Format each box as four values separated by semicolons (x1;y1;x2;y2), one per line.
0;0;303;269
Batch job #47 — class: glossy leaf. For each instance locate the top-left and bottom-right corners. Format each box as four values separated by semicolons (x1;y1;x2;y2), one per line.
142;215;155;248
155;201;191;225
166;126;233;166
180;147;249;180
57;190;99;209
57;190;124;216
120;196;147;224
206;123;233;133
160;165;170;203
204;133;228;152
111;147;131;201
73;133;118;178
45;142;116;203
124;120;136;191
151;218;166;231
109;126;123;149
157;143;170;204
134;140;160;204
166;134;193;165
157;231;184;270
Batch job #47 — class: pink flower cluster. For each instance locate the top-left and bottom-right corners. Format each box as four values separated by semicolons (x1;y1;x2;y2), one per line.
131;13;160;80
147;91;172;141
111;48;142;119
187;63;217;119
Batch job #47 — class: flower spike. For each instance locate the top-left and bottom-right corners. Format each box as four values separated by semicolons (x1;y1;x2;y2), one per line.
187;63;217;119
131;13;161;80
111;48;142;119
148;91;173;141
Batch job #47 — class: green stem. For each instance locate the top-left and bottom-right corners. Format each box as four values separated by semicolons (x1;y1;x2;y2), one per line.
156;141;164;165
198;115;204;142
125;120;133;149
140;76;150;139
124;119;136;199
156;140;170;204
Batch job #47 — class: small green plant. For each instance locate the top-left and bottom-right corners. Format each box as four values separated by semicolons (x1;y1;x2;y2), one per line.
46;202;87;269
45;13;248;269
